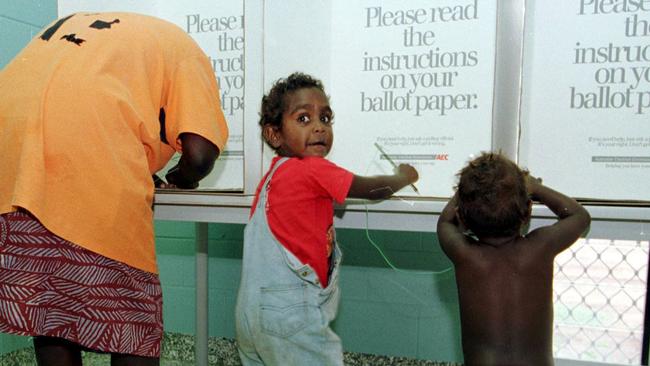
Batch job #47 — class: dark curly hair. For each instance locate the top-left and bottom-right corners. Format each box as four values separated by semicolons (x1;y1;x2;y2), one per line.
259;72;327;150
456;152;530;238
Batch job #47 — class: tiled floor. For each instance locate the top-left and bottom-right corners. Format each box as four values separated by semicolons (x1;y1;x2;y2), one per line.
0;333;459;366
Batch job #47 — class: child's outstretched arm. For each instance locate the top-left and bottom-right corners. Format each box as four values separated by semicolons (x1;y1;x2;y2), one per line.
347;164;418;200
527;176;591;253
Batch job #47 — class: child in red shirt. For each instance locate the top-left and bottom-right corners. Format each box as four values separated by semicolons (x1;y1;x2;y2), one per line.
235;72;418;365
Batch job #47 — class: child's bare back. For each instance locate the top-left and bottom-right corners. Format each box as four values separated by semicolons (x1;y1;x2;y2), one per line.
437;153;590;366
452;234;556;365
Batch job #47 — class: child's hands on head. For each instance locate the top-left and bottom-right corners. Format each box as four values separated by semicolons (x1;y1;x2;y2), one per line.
525;173;542;196
397;163;419;184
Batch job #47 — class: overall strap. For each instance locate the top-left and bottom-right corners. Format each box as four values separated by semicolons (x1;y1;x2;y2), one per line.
256;157;289;209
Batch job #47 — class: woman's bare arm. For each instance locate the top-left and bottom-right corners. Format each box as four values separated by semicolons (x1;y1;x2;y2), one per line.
165;133;220;189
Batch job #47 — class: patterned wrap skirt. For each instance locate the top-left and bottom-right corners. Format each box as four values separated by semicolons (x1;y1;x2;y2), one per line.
0;210;163;357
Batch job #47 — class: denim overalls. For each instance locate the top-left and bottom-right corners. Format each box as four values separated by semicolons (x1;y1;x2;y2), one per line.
235;157;343;366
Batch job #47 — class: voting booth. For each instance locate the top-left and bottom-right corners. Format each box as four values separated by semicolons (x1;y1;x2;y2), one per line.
52;1;650;365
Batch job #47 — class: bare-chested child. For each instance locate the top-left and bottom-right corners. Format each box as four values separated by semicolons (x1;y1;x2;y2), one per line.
436;152;591;366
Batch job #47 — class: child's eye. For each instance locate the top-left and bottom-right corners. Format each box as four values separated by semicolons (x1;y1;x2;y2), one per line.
320;114;334;125
297;114;311;124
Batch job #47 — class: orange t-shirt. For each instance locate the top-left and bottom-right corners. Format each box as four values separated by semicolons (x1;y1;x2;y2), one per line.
0;12;229;273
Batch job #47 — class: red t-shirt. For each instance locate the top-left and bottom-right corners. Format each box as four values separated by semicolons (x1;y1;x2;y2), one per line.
251;156;354;286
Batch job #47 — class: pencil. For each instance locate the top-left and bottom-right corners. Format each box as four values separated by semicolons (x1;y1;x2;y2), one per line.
374;142;420;194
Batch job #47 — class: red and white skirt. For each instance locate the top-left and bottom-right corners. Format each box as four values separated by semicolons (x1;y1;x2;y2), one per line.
0;210;163;357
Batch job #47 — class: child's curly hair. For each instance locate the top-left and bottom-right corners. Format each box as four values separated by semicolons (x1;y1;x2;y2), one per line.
456;152;530;238
259;72;327;150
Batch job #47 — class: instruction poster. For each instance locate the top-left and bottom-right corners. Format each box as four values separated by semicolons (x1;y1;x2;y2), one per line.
326;0;497;198
520;0;650;201
58;0;244;191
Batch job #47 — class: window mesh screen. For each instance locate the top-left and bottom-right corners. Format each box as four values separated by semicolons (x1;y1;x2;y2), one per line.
554;238;648;364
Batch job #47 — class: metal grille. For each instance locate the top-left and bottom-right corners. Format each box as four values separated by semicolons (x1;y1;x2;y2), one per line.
554;238;649;364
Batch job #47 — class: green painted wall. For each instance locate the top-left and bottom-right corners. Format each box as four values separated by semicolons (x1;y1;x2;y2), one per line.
155;221;462;362
0;2;462;362
0;0;57;355
0;0;57;67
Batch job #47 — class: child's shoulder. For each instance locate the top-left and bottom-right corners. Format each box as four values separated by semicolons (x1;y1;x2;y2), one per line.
277;156;342;170
272;156;350;184
269;157;315;179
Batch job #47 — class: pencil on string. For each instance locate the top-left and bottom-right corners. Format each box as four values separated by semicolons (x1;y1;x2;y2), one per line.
374;142;420;194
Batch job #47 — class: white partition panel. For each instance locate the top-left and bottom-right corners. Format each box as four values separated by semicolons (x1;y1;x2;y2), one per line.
58;0;246;191
262;0;498;198
327;0;498;198
520;0;650;201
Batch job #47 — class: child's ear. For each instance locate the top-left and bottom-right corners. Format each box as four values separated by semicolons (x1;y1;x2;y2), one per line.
521;199;533;226
520;199;534;234
454;207;464;225
262;125;282;148
454;208;469;232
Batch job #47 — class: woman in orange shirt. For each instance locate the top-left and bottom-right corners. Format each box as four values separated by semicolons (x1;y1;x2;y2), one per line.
0;12;228;365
